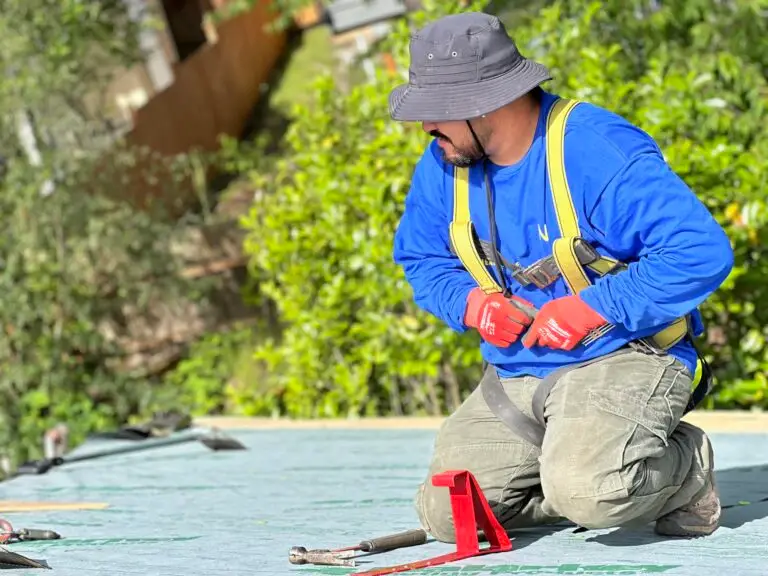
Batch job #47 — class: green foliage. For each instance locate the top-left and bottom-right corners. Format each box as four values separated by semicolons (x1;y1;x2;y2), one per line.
155;315;290;419
0;2;214;473
223;0;768;417
160;326;256;417
0;0;145;151
0;154;206;472
239;74;482;417
232;0;488;419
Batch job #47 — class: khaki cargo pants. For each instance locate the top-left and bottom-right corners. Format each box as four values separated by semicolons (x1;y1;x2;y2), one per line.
415;348;714;541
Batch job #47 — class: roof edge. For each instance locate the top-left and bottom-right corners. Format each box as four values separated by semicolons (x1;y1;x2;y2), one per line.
194;411;768;433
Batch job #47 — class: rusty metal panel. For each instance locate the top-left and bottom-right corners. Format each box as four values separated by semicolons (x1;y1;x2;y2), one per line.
109;1;287;214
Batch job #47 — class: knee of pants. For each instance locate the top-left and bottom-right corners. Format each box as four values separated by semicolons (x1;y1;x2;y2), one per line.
414;482;457;543
540;462;644;530
541;478;622;529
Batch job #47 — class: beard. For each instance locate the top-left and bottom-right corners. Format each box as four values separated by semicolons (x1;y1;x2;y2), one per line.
430;130;485;167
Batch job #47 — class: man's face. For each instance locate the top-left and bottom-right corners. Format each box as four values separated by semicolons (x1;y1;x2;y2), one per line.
422;120;485;167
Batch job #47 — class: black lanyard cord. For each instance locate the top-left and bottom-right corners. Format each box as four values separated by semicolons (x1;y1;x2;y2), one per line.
466;120;510;297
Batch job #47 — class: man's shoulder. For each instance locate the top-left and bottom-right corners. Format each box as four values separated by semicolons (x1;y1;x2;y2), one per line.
562;98;663;162
544;95;671;209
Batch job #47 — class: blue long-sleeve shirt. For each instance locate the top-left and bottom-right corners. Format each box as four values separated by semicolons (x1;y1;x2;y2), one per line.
392;91;734;378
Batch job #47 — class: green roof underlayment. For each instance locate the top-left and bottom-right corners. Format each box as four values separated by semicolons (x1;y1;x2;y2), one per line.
0;426;766;575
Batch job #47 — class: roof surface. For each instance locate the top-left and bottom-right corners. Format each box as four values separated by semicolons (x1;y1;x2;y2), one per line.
0;420;766;575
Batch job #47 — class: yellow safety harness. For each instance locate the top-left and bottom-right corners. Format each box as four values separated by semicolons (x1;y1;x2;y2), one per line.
449;97;710;410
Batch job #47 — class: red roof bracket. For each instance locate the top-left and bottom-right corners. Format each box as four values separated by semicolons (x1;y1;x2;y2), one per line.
351;469;512;575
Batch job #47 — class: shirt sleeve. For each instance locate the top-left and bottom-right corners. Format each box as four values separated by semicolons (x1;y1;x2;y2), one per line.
392;146;478;333
578;151;734;332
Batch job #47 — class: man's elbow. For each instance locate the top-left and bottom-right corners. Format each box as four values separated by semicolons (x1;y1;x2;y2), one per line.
708;226;734;287
664;224;734;307
683;225;734;299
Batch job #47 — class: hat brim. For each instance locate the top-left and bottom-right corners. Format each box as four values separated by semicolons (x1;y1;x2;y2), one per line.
389;59;552;122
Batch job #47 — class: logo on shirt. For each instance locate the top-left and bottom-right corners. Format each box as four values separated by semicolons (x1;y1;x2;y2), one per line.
537;224;549;243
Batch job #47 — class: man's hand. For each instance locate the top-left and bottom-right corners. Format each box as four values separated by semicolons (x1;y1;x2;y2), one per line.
522;295;608;351
464;288;535;348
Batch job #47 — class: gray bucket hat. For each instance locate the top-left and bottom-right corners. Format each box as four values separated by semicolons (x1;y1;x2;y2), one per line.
389;12;551;122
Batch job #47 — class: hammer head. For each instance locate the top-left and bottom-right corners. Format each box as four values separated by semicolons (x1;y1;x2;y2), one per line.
288;546;356;567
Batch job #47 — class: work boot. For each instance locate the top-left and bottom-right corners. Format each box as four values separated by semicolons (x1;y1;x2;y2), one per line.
654;470;721;537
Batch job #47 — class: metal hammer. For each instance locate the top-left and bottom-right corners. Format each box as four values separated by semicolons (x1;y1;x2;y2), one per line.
289;528;428;567
289;546;357;567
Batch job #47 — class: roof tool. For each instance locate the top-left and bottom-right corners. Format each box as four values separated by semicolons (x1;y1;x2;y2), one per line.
335;529;427;555
349;469;512;575
43;424;69;460
289;529;428;567
13;427;246;476
0;545;50;569
0;519;54;569
289;547;357;567
0;518;61;545
88;410;192;441
723;496;768;509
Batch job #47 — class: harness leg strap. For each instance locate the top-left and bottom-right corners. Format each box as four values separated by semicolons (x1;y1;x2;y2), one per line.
482;348;634;449
479;366;545;448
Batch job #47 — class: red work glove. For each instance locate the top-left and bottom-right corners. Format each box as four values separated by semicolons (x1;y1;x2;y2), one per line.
522;295;608;351
464;287;535;348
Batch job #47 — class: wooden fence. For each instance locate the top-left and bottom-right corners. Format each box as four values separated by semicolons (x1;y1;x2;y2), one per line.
110;0;288;214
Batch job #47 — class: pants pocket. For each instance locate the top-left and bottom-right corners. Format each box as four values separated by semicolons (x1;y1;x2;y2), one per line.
543;351;689;501
588;353;692;448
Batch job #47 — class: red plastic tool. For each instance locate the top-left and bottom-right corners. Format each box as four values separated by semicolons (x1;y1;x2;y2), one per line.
351;469;512;575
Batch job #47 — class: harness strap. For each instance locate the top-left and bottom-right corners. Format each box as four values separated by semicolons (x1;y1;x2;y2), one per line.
481;347;634;449
687;353;712;412
449;165;501;295
546;98;580;239
482;323;710;449
479;365;544;448
474;237;621;289
544;98;692;354
552;237;591;294
485;343;707;449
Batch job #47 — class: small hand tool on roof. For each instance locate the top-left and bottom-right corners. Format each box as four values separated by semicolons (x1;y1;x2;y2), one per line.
14;427;245;476
89;410;192;441
0;518;61;545
289;547;357;567
0;519;56;569
0;545;50;569
289;529;428;567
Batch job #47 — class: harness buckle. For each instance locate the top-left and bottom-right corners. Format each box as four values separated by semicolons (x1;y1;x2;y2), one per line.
509;266;533;287
572;238;601;266
523;258;560;289
629;338;667;356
